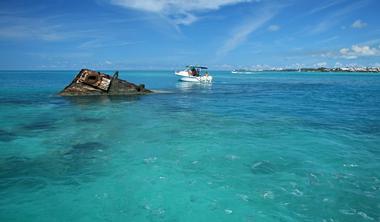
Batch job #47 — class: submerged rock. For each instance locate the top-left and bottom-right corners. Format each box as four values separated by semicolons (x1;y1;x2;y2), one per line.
59;69;152;96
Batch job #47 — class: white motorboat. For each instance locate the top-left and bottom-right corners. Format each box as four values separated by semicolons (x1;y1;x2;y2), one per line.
231;69;256;74
175;66;213;83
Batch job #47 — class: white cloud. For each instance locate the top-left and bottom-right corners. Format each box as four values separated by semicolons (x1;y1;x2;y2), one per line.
110;0;255;25
0;24;65;41
351;19;367;29
268;25;279;31
0;13;96;42
317;35;339;44
78;39;141;49
334;62;343;67
110;0;253;13
310;1;368;34
318;43;380;60
217;5;280;56
339;45;379;59
314;62;327;67
307;0;347;15
359;38;380;46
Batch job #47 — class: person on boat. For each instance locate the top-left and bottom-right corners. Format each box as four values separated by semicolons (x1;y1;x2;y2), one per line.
191;67;197;76
204;71;209;77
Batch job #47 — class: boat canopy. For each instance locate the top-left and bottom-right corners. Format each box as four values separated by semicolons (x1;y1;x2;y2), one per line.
186;65;208;69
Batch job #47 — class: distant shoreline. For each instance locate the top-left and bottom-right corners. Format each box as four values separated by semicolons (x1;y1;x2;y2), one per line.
1;68;380;73
232;67;380;73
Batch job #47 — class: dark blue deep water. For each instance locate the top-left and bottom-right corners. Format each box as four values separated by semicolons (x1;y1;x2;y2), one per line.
0;70;379;221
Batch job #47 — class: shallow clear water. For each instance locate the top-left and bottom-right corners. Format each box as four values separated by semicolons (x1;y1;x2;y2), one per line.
0;70;379;221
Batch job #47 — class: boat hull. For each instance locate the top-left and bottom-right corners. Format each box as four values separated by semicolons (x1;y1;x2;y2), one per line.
175;71;190;77
232;71;254;74
179;76;212;82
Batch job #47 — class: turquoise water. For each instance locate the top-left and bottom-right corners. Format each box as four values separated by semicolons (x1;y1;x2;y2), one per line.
0;70;379;221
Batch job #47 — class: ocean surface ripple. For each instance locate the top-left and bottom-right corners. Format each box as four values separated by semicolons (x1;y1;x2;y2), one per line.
0;71;379;221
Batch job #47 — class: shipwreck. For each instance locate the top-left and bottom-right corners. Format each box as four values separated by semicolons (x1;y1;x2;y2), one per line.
59;69;152;96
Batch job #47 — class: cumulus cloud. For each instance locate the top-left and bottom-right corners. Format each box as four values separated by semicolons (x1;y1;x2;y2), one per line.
339;45;379;59
318;44;380;60
267;25;279;31
109;0;254;25
351;19;367;29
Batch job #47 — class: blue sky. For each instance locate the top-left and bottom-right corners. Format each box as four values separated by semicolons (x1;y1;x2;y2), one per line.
0;0;379;70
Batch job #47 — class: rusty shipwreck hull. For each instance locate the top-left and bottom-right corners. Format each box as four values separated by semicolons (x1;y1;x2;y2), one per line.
59;69;152;96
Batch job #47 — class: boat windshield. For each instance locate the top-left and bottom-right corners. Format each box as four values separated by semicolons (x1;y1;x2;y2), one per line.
186;65;208;70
